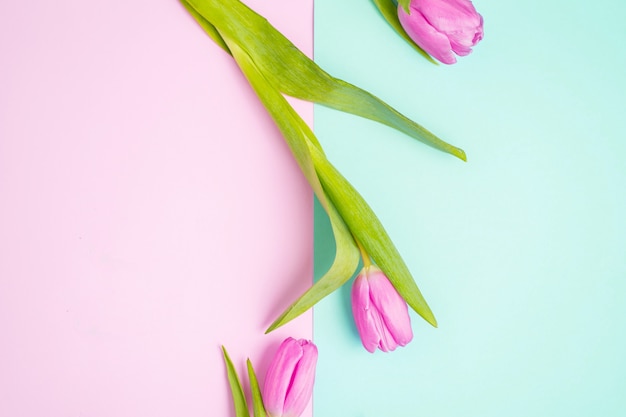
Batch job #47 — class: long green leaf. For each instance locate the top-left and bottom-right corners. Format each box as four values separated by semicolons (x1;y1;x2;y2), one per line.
310;145;437;327
398;0;412;13
371;0;436;63
185;5;435;328
181;0;466;161
180;0;229;53
227;36;434;328
246;359;266;417
222;346;250;417
266;195;360;333
224;38;361;331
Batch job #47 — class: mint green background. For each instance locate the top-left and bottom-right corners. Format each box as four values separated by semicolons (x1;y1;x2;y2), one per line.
313;0;626;416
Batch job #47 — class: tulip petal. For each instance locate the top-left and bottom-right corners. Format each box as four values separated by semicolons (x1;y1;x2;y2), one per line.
447;13;483;56
398;0;483;63
369;297;399;352
351;267;414;352
282;341;318;417
418;0;479;33
351;274;380;353
398;6;456;64
372;0;437;63
263;338;303;416
449;35;473;56
368;269;413;348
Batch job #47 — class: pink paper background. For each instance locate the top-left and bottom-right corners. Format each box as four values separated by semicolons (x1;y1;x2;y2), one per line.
0;1;313;415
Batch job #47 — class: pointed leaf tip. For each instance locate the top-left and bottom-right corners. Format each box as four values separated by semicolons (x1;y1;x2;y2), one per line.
247;359;266;417
222;346;250;417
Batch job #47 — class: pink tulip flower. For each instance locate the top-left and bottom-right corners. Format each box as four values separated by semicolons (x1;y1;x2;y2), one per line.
398;0;484;64
351;266;413;353
263;337;318;417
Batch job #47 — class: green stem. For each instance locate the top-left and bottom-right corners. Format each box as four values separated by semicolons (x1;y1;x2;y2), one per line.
356;239;373;268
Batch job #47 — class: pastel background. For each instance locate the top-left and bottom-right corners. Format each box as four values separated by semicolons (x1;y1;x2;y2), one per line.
2;0;626;416
313;0;626;416
0;1;313;416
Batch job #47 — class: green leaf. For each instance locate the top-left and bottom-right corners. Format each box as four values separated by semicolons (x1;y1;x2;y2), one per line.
371;0;436;63
246;359;266;417
184;3;436;328
181;0;466;161
222;346;251;417
223;38;361;331
180;0;229;53
227;36;434;328
309;145;438;327
397;0;412;13
266;196;360;333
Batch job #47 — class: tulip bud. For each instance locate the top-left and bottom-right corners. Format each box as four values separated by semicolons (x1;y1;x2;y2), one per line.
351;266;413;353
398;0;484;64
263;337;318;417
